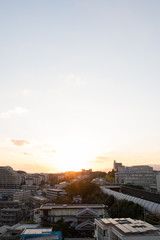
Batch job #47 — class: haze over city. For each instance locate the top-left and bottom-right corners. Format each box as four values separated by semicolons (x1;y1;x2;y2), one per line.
1;0;160;173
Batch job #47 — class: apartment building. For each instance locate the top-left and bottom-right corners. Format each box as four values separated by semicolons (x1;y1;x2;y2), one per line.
0;166;20;189
94;218;160;240
0;208;23;226
156;174;160;193
46;188;67;200
13;190;31;202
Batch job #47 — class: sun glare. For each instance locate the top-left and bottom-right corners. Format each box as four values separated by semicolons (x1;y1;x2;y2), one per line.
55;136;91;172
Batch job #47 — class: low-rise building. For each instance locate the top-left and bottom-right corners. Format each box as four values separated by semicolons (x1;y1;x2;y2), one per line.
0;228;23;240
72;195;82;203
94;218;160;240
40;204;106;232
21;229;61;240
46;188;67;200
31;196;48;208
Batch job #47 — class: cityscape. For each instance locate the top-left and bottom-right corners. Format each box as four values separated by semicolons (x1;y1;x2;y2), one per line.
0;1;160;239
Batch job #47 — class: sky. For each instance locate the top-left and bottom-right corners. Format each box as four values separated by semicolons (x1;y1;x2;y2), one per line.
0;0;160;173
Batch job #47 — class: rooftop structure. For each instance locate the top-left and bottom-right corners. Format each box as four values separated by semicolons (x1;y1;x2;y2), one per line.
101;186;160;216
21;229;61;240
95;218;160;240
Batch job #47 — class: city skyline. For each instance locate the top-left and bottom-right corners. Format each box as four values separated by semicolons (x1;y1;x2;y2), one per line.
1;1;160;173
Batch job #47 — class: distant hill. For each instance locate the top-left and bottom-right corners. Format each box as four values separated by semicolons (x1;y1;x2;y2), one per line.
16;170;27;174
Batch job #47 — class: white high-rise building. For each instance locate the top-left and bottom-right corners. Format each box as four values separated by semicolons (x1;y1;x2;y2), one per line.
115;164;156;190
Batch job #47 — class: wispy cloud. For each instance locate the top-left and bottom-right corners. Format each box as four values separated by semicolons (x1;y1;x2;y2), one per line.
90;156;109;164
96;156;108;160
44;150;56;153
11;139;30;147
66;74;87;86
90;160;105;164
0;107;29;118
23;152;32;156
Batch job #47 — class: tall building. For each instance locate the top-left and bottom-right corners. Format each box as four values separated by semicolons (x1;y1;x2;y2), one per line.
113;160;124;171
115;164;156;190
0;166;20;189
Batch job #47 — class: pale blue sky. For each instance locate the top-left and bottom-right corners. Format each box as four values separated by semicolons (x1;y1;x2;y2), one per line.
0;0;160;172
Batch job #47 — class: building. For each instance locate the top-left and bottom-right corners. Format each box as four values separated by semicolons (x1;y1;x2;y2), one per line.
0;228;23;240
72;195;82;203
0;224;60;240
21;229;61;240
0;166;20;189
92;178;107;185
156;173;160;193
46;188;67;200
101;187;160;216
0;208;23;226
55;181;69;189
113;160;125;172
25;178;34;186
40;204;106;232
94;218;160;240
31;196;48;208
0;200;22;209
13;190;31;202
115;165;156;190
0;188;17;198
21;184;39;192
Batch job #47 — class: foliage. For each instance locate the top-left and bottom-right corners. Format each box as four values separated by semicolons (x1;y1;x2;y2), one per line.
124;184;145;190
89;171;107;180
109;199;144;219
52;220;72;237
49;175;58;186
105;169;116;182
105;175;115;182
65;180;106;203
144;214;160;225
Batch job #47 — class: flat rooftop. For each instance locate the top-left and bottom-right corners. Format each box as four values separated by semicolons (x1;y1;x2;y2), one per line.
40;204;105;210
23;228;52;235
96;218;160;236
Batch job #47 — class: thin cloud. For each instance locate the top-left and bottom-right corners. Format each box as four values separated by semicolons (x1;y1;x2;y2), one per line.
96;156;108;160
44;150;56;153
11;139;30;147
0;107;29;118
91;160;105;164
23;152;32;156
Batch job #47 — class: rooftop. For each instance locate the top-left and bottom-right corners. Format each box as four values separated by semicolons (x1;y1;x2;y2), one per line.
40;203;105;210
96;218;160;236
